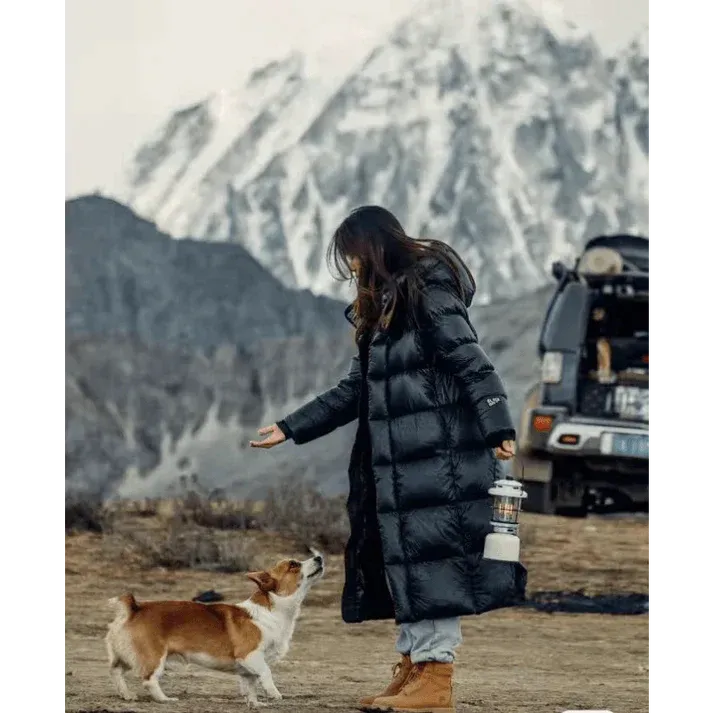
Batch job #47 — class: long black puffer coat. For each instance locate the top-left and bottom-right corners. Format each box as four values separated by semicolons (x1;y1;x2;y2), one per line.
277;255;527;624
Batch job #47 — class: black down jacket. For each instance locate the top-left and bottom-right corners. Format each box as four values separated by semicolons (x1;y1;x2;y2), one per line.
277;256;527;624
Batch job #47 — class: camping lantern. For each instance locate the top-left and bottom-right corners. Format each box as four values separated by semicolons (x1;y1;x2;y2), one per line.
483;478;527;562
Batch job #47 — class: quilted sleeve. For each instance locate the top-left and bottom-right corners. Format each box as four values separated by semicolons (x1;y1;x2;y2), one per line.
420;285;516;447
277;355;362;445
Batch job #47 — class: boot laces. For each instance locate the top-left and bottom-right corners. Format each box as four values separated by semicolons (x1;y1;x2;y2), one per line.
401;662;425;691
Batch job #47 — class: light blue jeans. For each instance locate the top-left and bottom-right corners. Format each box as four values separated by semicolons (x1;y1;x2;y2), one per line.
395;618;463;664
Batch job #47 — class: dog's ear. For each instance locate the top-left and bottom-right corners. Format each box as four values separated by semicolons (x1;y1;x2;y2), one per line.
246;570;277;592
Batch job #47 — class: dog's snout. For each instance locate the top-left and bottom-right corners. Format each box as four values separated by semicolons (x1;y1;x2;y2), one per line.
314;553;324;564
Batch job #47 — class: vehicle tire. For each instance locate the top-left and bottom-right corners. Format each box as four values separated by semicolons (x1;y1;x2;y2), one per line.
555;503;588;518
551;461;588;518
522;481;555;515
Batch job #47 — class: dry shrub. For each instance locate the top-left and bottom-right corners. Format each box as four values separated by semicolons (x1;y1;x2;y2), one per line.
174;490;262;531
65;497;113;534
68;475;349;571
261;478;349;554
167;475;349;554
125;498;160;518
126;519;255;573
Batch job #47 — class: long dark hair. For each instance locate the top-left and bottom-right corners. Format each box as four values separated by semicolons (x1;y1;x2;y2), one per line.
327;205;475;343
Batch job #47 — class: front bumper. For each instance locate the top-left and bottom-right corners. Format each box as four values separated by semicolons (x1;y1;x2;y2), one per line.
525;408;649;461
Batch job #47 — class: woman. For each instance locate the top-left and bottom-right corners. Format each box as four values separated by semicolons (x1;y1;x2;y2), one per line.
250;206;527;713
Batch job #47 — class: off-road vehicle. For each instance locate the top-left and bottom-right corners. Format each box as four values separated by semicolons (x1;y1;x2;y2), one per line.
514;234;649;515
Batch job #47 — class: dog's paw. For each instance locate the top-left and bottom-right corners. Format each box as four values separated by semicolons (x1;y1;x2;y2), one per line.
247;700;267;708
120;692;138;702
267;690;283;701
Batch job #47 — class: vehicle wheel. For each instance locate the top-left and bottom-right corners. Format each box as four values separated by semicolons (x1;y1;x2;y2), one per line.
551;462;588;518
555;503;588;518
522;481;554;515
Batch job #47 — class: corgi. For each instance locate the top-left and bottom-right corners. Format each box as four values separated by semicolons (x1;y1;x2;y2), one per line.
105;550;324;706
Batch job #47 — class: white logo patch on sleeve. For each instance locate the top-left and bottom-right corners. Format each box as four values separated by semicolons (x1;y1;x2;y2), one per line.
486;397;501;407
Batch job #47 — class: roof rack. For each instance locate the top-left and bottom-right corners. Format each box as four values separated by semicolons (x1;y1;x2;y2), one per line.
581;271;649;297
551;258;648;296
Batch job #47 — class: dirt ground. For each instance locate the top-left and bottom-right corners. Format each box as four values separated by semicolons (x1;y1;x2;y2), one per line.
65;511;648;713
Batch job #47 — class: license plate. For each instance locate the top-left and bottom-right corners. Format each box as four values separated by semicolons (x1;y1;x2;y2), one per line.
609;433;649;459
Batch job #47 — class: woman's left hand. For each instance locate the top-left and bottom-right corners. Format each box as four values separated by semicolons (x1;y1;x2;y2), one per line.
494;440;516;460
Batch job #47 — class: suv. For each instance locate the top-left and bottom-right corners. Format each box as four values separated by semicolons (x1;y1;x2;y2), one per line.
513;234;649;515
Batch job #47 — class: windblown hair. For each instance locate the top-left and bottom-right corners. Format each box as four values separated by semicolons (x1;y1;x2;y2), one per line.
327;206;475;343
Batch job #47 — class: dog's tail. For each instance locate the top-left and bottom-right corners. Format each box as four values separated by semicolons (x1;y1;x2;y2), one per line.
108;593;140;618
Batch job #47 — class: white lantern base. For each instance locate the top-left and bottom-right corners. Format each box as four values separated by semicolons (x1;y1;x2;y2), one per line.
483;532;521;562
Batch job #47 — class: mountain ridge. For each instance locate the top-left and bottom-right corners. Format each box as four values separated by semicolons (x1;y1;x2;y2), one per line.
115;0;648;304
66;195;349;349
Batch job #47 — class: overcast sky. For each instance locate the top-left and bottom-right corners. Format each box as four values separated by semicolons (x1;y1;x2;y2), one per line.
66;0;648;197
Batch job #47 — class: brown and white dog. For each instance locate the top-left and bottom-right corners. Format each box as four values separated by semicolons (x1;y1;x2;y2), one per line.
105;550;325;706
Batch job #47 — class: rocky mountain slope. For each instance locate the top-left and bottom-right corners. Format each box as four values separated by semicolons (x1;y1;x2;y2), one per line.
66;300;545;500
66;332;358;498
66;196;351;497
118;0;648;304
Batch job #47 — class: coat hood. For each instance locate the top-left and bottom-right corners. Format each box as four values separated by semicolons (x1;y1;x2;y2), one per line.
414;249;476;308
344;249;475;326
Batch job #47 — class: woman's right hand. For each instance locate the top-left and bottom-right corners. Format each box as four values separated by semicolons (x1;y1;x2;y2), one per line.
249;424;286;449
494;440;516;460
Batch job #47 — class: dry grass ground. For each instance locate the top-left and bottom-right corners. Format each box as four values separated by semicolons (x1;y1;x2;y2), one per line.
65;508;648;713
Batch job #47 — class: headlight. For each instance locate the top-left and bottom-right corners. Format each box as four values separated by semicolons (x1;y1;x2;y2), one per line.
614;386;649;422
542;352;563;384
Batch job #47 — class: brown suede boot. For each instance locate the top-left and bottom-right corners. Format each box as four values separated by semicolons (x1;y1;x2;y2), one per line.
370;661;455;713
359;655;413;710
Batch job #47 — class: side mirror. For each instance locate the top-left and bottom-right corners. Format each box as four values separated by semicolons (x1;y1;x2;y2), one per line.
551;261;567;281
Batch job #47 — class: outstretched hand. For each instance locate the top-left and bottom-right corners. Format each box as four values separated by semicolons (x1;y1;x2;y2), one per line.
249;424;286;449
494;440;516;461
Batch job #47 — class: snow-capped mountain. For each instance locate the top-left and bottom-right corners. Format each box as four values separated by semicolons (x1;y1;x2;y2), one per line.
118;0;648;304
